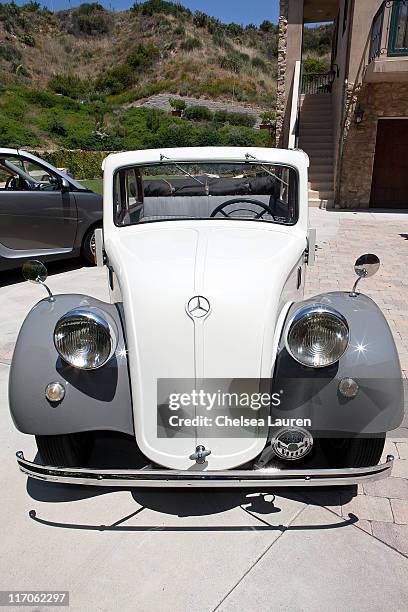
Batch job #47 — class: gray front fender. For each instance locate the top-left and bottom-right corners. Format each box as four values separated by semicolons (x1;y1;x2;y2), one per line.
272;291;404;434
9;295;134;436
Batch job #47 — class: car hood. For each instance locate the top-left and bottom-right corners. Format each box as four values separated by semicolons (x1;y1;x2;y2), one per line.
106;222;306;469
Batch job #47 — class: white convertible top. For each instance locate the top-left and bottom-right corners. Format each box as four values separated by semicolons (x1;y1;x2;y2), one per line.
102;146;309;174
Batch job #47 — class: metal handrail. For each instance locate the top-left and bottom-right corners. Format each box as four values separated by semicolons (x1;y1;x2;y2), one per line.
369;0;408;63
369;3;385;62
301;71;335;94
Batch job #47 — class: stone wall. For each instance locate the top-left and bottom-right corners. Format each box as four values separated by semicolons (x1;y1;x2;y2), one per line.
339;82;408;208
276;0;288;146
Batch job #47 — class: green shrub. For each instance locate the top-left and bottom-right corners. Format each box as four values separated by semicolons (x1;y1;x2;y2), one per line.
221;125;268;147
174;25;185;36
0;44;22;63
225;23;244;38
127;43;160;69
180;37;202;51
218;53;243;74
260;20;275;33
131;0;191;18
72;4;111;35
76;3;104;14
303;24;333;56
47;113;68;136
213;109;256;128
147;122;197;148
0;117;38;147
193;11;208;28
0;3;29;33
48;73;90;99
303;56;329;74
261;111;276;125
20;33;35;46
251;56;267;72
211;30;231;50
184;105;213;121
95;65;135;95
169;97;186;111
24;2;41;11
14;64;31;78
35;150;107;179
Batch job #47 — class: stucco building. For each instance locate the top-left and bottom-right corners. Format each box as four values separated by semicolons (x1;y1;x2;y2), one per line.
277;0;408;209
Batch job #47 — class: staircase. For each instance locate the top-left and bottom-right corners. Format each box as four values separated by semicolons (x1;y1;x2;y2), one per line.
298;93;334;208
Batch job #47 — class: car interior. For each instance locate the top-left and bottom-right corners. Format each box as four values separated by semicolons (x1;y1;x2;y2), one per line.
114;163;297;225
0;157;61;191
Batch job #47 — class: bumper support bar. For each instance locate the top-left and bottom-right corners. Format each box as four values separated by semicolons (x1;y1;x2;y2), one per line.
16;451;394;488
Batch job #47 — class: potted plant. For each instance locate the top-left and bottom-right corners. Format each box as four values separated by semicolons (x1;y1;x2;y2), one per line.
169;98;186;117
260;111;276;131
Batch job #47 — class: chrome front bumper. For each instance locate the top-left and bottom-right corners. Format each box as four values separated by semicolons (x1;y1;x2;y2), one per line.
16;451;394;488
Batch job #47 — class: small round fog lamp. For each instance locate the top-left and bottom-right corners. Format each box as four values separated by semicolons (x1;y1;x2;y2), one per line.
45;382;65;403
338;377;359;398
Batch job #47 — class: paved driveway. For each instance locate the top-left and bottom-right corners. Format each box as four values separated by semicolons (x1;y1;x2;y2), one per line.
1;211;408;611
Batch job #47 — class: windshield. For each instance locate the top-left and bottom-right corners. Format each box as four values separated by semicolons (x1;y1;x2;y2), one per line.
113;162;298;226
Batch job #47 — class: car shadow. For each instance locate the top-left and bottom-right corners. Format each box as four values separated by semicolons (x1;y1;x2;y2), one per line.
0;257;87;288
26;477;357;533
25;431;358;531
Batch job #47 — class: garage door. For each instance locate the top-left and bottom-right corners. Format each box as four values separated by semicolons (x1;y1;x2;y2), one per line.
370;119;408;208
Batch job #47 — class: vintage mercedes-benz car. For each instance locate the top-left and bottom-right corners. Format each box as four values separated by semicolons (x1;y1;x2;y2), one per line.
10;147;403;487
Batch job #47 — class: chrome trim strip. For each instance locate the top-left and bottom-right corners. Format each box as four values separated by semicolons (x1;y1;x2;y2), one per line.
16;451;394;488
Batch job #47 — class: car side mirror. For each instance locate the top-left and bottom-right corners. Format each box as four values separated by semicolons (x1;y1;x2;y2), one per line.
22;260;54;302
61;177;70;192
350;253;380;296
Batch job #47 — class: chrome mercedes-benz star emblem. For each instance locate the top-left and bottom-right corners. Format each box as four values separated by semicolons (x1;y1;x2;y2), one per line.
187;295;211;319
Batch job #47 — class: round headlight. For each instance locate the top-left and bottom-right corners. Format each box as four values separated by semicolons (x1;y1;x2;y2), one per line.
286;306;349;368
54;309;117;370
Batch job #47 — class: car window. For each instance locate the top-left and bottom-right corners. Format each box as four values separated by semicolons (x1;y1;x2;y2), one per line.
113;162;298;227
0;155;61;192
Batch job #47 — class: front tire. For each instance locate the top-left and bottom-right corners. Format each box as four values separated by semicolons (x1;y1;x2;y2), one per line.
81;226;99;265
321;436;385;468
36;432;94;467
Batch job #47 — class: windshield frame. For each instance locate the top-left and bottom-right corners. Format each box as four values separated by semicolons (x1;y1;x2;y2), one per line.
112;160;299;228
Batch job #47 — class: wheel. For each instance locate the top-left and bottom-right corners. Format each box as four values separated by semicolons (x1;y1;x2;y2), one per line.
35;432;94;467
320;436;385;468
81;226;99;265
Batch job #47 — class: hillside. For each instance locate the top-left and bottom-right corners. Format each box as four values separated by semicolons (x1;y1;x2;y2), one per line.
0;1;332;158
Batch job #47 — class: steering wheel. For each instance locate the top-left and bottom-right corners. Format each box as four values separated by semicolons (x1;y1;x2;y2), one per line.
210;198;275;220
5;176;31;191
5;176;18;190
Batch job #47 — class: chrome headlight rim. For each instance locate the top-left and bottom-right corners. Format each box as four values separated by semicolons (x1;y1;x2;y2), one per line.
53;308;118;370
285;304;349;369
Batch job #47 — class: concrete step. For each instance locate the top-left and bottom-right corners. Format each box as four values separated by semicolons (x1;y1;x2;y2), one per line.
309;189;334;199
300;126;333;132
299;143;333;152
308;158;334;167
300;110;332;116
309;172;333;181
300;120;332;127
300;104;332;111
301;142;333;149
300;137;333;145
309;197;334;208
309;181;333;190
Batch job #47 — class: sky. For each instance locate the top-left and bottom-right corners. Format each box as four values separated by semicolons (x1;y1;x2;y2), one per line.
5;0;280;26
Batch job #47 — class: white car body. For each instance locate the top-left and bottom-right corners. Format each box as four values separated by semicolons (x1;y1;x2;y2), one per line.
103;147;310;470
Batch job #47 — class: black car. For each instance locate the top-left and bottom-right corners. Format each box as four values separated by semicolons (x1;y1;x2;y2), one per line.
0;148;102;271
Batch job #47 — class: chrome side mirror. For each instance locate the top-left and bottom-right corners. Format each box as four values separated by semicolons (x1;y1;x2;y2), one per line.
22;260;54;302
350;253;380;297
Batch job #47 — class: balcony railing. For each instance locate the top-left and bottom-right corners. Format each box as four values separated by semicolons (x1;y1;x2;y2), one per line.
301;71;335;94
369;0;408;63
